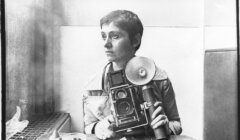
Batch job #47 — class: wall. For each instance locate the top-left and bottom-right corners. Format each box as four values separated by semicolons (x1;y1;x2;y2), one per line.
5;0;66;120
204;0;237;50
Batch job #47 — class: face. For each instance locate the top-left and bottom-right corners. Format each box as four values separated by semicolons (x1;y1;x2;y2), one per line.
101;22;136;62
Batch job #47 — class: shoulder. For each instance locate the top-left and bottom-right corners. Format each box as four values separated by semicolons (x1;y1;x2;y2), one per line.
83;72;102;91
83;72;104;97
83;62;110;92
153;66;168;81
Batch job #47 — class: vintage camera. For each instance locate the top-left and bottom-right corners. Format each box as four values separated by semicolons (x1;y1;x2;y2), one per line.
107;69;148;133
107;56;168;139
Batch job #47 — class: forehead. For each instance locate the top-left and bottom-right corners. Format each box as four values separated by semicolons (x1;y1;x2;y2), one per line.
101;22;125;33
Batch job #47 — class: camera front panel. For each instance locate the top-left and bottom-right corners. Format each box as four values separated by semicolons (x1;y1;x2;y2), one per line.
108;70;148;132
111;87;136;123
110;86;148;132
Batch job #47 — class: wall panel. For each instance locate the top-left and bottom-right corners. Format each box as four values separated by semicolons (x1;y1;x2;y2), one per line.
59;0;202;27
204;50;237;140
5;0;66;120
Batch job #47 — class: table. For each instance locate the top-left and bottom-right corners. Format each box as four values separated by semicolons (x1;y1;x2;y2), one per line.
86;134;196;140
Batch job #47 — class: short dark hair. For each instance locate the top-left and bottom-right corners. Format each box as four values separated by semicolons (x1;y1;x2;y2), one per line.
100;10;144;51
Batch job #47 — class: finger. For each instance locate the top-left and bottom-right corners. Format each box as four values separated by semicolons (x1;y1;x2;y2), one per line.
104;128;114;135
104;130;113;136
104;134;112;139
101;120;110;128
102;118;112;128
97;130;108;140
102;135;107;140
151;106;163;119
106;115;114;123
103;130;114;139
152;119;168;129
102;134;108;140
151;115;166;126
154;101;162;107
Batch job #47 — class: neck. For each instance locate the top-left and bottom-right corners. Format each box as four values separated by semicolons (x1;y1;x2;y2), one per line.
112;55;135;71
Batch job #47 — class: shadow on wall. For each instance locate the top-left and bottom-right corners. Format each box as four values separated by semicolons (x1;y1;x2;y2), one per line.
29;0;67;116
6;0;66;121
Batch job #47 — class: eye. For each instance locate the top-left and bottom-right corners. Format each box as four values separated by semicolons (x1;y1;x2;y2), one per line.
112;34;119;39
101;33;106;41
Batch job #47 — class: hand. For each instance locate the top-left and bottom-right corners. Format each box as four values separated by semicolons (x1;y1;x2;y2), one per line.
150;102;170;133
95;115;116;139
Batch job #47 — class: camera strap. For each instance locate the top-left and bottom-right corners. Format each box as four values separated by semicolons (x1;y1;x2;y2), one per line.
101;62;112;93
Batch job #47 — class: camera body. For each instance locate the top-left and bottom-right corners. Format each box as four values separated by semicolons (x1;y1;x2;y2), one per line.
107;70;148;133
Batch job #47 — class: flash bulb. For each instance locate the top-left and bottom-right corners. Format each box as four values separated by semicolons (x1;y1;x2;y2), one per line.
138;67;147;78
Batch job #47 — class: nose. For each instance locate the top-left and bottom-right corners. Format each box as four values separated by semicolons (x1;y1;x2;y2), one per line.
104;37;112;49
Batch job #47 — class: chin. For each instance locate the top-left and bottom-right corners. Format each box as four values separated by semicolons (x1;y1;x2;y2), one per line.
107;59;116;62
106;56;117;62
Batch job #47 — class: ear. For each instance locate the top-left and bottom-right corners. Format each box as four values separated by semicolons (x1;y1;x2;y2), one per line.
132;33;141;49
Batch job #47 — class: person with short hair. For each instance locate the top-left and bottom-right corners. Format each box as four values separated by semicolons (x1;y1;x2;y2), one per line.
83;10;182;140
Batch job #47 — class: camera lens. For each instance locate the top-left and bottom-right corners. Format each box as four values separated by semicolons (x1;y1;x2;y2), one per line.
116;90;127;99
117;100;133;115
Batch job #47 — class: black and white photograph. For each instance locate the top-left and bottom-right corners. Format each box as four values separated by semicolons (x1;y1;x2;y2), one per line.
3;0;239;140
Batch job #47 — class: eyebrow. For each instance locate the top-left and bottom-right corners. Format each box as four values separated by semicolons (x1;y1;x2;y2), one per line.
101;31;121;35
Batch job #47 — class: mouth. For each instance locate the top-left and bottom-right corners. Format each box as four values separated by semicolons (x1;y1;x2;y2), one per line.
105;51;114;55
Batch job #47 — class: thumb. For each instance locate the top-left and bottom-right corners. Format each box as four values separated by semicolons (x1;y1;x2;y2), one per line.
106;115;114;123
